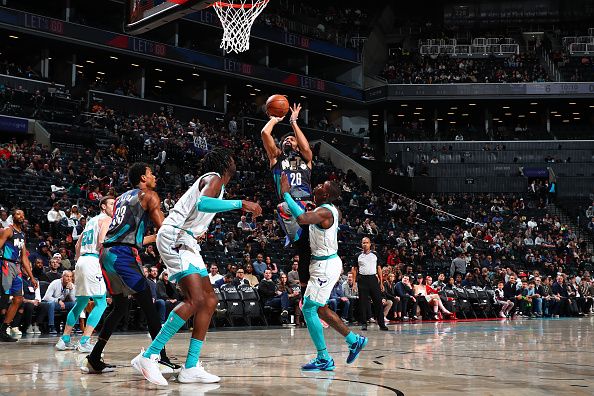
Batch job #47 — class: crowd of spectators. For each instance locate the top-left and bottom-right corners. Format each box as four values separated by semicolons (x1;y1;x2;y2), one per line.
381;52;550;84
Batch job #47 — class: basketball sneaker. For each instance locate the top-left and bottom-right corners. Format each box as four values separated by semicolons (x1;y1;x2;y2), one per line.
81;356;116;374
131;349;168;386
301;357;335;372
346;335;368;364
158;358;183;374
76;340;95;353
177;362;220;383
55;338;76;351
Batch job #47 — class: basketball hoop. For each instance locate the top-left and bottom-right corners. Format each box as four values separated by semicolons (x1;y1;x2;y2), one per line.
212;0;269;54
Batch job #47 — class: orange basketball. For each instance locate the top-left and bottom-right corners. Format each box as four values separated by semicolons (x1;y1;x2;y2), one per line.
265;94;290;117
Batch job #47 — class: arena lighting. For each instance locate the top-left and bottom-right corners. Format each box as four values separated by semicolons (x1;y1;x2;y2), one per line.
551;111;557;114
437;118;443;121
590;105;594;108
413;112;420;115
563;119;570;122
419;118;425;121
371;114;380;117
226;93;231;96
254;88;261;92
176;78;183;82
493;118;500;121
8;35;18;39
97;71;105;75
154;68;163;71
572;112;580;115
75;64;84;68
397;114;405;117
131;63;140;67
462;113;469;116
469;103;476;106
86;60;95;64
530;102;537;105
502;106;510;109
416;107;423;110
192;73;199;76
249;93;256;96
574;117;581;120
554;114;562;117
449;121;456;124
332;104;338;108
504;113;512;116
530;111;537;114
326;108;332;111
450;107;458;110
569;102;577;105
245;84;252;87
447;112;454;115
325;100;332;104
110;56;118;60
400;104;408;107
518;115;525;118
300;95;307;99
158;80;166;83
154;85;162;88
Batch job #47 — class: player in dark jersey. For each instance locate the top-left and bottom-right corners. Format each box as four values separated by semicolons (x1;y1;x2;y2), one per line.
0;209;37;342
261;103;313;298
82;163;179;374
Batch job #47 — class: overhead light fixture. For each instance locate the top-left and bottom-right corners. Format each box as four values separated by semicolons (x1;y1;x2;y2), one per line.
97;71;105;75
504;113;512;116
155;68;163;72
554;114;562;117
518;115;525;118
493;118;500;121
300;95;307;99
154;85;162;88
574;117;581;120
86;60;95;64
590;105;594;108
254;88;261;92
550;111;557;114
419;118;426;121
413;112;420;115
450;107;458;110
246;84;252;87
401;104;408;107
75;64;84;68
503;106;510;109
563;119;570;123
447;112;454;115
249;93;256;96
397;114;405;117
176;78;183;82
498;120;503;123
462;113;469;116
449;121;456;124
572;112;580;115
530;102;537;105
158;80;166;83
332;104;338;107
47;57;52;60
416;107;423;110
192;73;199;76
110;56;118;60
131;63;139;67
437;118;443;121
226;93;231;96
469;103;476;106
569;102;576;105
530;111;536;114
326;100;332;104
8;35;18;39
326;108;332;111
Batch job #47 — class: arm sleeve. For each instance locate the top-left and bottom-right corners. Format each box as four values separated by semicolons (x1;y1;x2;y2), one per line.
196;196;242;213
283;192;305;218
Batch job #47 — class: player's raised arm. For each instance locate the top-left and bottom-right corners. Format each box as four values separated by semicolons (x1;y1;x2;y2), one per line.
289;103;313;165
261;116;283;167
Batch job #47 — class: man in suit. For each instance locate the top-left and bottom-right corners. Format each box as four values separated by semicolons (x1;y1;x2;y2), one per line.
395;275;417;320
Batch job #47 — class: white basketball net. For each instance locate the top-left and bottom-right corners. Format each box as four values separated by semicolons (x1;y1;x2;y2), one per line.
212;0;269;54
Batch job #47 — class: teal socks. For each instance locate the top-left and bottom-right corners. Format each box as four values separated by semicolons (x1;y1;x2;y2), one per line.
80;335;90;344
61;334;71;343
345;331;358;347
143;311;186;358
185;338;204;368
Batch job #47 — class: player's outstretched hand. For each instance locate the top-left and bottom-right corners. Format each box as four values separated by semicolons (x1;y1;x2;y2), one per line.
242;201;262;218
289;103;302;122
268;114;284;124
280;173;290;195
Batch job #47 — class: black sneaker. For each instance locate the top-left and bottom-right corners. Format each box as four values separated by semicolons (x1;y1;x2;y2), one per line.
81;356;116;374
158;358;182;374
361;324;367;331
0;330;17;342
379;325;389;331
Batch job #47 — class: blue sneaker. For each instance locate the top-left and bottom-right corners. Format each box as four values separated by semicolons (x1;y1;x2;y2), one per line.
346;335;368;364
301;357;336;372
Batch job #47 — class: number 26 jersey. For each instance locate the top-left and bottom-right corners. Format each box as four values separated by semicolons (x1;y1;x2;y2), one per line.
272;150;312;201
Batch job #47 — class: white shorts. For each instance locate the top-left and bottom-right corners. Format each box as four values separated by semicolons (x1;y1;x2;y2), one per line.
304;256;342;306
74;254;106;297
157;226;207;283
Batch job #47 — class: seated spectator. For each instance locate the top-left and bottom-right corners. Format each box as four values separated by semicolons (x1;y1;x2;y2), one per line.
540;276;558;317
215;273;233;289
47;202;66;238
265;256;279;281
504;274;521;318
526;280;543;317
58;248;73;270
343;272;359;322
396;275;418;320
29;242;52;268
144;266;166;324
156;270;181;315
383;273;401;321
237;215;253;232
141;245;159;267
287;261;300;287
208;264;223;285
493;281;514;318
552;275;579;317
258;269;289;323
233;268;250;287
243;264;259;287
423;276;454;319
45;257;63;282
31;258;49;282
38;271;76;334
517;280;533;317
327;279;350;323
252;254;267;278
578;277;593;314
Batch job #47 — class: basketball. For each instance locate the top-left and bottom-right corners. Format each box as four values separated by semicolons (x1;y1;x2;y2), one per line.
265;94;290;117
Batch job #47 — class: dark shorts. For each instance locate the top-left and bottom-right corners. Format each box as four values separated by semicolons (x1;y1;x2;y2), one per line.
1;261;23;297
100;246;147;297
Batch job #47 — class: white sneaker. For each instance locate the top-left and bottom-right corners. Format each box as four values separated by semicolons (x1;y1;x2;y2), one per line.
10;327;22;336
131;349;168;386
76;340;95;353
55;338;76;350
177;363;220;384
33;325;41;334
499;312;506;318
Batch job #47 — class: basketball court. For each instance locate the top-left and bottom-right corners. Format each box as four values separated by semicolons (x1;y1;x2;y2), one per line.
2;319;593;395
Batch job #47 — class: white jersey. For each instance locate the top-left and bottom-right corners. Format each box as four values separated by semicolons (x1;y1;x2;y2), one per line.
162;172;224;245
79;213;110;256
309;204;339;257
